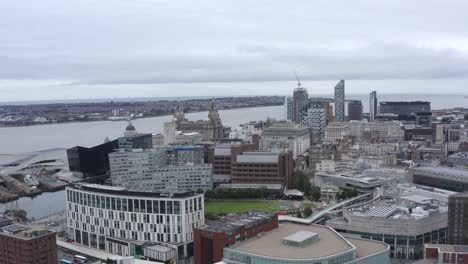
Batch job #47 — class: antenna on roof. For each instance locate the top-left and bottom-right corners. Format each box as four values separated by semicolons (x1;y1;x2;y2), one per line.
294;70;302;88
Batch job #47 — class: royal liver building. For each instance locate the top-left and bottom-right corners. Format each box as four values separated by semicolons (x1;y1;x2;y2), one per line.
173;99;223;141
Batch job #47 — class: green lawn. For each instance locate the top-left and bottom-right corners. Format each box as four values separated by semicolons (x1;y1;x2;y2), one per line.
205;200;288;214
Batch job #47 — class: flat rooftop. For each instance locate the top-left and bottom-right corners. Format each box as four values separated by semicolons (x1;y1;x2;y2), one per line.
198;210;276;234
228;223;353;259
346;237;389;258
412;166;468;178
0;224;54;240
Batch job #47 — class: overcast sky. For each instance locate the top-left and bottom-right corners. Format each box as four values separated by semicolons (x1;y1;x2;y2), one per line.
1;0;468;101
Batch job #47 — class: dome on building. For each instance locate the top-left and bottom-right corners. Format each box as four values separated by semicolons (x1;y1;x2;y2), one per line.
126;122;136;131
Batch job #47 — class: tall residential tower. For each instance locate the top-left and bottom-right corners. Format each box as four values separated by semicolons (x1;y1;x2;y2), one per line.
369;91;378;122
334;80;345;122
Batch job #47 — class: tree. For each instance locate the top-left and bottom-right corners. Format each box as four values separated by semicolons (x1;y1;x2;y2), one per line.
290;170;312;195
309;186;321;201
12;209;27;220
296;210;303;218
303;206;313;218
196;189;204;194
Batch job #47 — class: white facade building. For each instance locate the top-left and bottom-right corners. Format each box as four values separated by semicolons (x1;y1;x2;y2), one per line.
284;96;294;121
324;122;350;142
302;106;326;142
66;184;204;261
260;122;310;159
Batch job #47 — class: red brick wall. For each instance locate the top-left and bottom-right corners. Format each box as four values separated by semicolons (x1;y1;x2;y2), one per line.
0;232;57;264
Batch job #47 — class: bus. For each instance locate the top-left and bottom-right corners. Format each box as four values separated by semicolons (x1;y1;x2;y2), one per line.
74;255;88;263
60;260;73;264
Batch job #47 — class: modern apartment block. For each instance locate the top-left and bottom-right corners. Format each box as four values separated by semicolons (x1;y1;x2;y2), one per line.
194;211;278;264
0;224;57;264
284;96;294;122
109;148;213;192
293;87;309;123
302;103;326;143
347;100;363;121
66;184;204;262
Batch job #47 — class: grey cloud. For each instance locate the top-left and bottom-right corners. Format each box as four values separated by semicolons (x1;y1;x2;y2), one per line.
1;0;468;89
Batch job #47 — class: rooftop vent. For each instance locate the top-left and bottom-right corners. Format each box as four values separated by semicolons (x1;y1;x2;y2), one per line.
282;231;319;248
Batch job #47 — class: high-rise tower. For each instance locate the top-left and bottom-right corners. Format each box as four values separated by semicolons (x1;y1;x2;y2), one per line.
334;80;345;122
369;91;378;122
292;79;309;123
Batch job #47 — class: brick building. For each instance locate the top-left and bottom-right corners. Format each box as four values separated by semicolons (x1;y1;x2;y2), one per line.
0;224;57;264
416;244;468;264
193;211;278;264
208;143;293;187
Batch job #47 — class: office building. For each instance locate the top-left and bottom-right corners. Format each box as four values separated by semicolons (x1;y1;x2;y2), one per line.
369;91;378;122
415;112;433;128
117;133;153;150
409;166;468;192
231;151;293;187
334;80;345;122
109;148;213;192
348;100;363;121
194;211;278;264
260;122;310;159
379;101;431;115
324;122;350;142
66;184;204;261
0;224;57;264
284;96;293;122
220;222;390;264
208;143;257;178
328;183;453;260
448;192;468;245
173;99;223;141
293;86;309;123
349;121;405;142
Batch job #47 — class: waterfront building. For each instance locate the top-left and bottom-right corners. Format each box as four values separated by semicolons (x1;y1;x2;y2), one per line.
327;183;454;260
194;211;278;264
260;122;310;159
163;122;177;145
448;192;468;245
219;222;390;264
231;151;293;187
117;133;153;150
0;224;57;264
347;100;363;121
67;140;119;177
284;96;294;122
409;166;468;192
379;101;431;115
334;80;345;122
66;184;204;261
324;122;350;142
173;99;223;141
293;86;309;123
174;131;203;145
109;148;212;192
123;122;137;137
369;91;378;122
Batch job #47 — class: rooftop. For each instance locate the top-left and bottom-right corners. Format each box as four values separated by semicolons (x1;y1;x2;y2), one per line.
197;210;276;234
235;152;281;163
227;223;354;259
412;166;468;179
0;224;54;240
